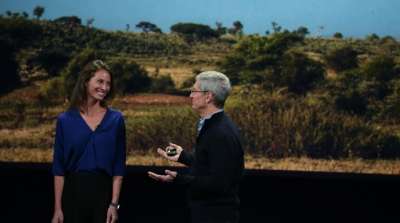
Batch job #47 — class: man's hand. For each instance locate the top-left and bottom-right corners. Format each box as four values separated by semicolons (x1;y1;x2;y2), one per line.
157;143;183;162
148;170;177;183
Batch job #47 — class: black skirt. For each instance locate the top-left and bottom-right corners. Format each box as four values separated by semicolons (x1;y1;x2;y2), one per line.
62;172;112;223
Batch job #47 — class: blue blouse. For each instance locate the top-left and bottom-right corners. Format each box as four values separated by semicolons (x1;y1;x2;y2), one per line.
52;108;126;176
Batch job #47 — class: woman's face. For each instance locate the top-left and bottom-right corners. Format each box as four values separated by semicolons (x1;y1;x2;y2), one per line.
86;69;111;102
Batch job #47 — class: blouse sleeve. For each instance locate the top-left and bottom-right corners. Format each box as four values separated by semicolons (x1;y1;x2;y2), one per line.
52;117;65;176
113;115;126;176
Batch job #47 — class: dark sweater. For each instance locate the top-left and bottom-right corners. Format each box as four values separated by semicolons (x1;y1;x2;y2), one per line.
177;111;244;207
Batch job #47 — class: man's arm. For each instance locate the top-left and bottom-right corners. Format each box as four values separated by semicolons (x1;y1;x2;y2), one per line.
175;134;243;194
177;149;194;166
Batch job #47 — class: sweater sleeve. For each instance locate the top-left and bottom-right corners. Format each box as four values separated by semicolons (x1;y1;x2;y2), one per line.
52;117;65;176
113;115;127;176
177;149;194;166
175;133;242;194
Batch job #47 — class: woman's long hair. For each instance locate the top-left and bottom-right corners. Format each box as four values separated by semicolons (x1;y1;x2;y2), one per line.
68;60;114;111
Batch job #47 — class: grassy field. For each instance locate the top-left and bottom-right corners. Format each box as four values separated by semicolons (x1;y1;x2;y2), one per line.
1;93;400;175
1;148;400;175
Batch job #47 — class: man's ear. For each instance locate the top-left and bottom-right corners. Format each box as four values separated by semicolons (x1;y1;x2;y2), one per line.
205;92;214;104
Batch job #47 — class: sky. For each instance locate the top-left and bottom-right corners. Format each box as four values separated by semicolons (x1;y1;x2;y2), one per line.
1;0;400;38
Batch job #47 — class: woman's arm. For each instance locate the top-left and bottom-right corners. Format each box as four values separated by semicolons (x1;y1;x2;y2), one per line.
106;176;123;223
111;176;123;205
107;114;126;223
52;176;64;223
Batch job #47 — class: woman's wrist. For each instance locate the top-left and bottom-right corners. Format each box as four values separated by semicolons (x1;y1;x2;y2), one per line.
109;202;120;210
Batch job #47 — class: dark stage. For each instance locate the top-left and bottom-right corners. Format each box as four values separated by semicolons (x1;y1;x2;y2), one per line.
1;162;399;222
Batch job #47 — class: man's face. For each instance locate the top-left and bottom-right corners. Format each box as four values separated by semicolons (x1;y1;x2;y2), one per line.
189;81;208;112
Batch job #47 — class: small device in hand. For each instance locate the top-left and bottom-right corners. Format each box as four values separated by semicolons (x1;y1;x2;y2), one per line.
166;146;177;156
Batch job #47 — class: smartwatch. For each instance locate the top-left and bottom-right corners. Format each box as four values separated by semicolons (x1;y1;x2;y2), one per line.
109;202;120;210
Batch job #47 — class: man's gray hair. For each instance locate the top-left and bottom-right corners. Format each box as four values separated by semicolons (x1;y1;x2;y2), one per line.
196;71;231;108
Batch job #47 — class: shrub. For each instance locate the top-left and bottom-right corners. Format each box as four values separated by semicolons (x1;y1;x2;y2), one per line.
0;17;42;49
180;75;196;89
226;91;400;159
362;54;396;82
0;38;20;94
279;51;325;94
125;106;197;152
334;91;368;115
150;74;176;93
30;47;71;77
378;79;400;121
38;77;65;104
108;59;152;94
325;45;358;72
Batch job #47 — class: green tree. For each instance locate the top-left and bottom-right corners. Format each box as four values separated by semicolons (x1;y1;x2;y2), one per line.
109;59;152;94
22;12;29;18
135;21;162;33
271;21;282;33
230;20;243;35
333;32;343;39
170;23;218;41
220;30;306;89
215;22;227;35
54;16;82;26
295;26;309;37
33;6;45;19
366;33;379;41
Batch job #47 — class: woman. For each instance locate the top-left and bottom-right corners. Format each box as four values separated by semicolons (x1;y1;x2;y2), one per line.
51;60;126;223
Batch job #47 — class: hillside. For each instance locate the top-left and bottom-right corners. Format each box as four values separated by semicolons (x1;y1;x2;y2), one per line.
1;15;400;172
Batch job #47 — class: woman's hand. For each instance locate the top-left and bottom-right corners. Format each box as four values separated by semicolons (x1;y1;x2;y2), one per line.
51;209;64;223
106;205;118;223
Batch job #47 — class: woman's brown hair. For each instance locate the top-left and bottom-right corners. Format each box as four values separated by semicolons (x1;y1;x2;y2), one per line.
69;60;114;110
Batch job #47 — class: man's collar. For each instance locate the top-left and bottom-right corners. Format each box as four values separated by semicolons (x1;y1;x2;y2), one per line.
200;109;224;121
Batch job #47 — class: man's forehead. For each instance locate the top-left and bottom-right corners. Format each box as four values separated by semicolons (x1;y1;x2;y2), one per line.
193;81;200;88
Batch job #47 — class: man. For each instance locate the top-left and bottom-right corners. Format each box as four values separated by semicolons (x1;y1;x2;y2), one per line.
148;71;244;223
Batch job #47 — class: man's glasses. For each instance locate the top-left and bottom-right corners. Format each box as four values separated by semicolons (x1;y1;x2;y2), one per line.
190;88;208;94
